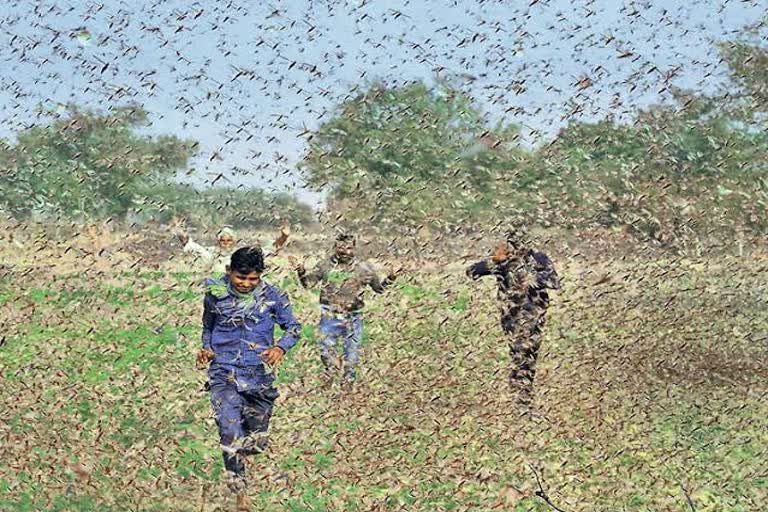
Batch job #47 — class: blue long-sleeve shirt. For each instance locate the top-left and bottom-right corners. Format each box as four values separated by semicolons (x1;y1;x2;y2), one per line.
201;276;302;390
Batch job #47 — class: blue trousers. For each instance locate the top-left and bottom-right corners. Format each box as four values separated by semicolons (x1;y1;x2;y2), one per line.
318;307;363;378
209;377;278;481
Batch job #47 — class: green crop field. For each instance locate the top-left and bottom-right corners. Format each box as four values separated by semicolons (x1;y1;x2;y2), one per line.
1;254;766;511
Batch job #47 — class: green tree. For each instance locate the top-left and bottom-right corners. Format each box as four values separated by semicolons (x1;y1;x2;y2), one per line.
718;20;768;120
301;81;524;227
134;182;315;229
0;104;194;220
527;87;768;243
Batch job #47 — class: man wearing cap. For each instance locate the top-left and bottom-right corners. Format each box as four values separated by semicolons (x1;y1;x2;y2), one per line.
466;228;560;407
206;227;239;276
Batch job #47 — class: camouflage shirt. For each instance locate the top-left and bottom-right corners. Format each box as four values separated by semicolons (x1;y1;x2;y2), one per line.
467;249;560;315
298;256;394;313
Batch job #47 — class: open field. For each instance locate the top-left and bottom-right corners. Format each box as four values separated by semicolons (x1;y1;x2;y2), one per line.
1;247;767;511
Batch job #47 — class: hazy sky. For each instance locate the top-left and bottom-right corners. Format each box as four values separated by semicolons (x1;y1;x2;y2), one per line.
1;0;764;205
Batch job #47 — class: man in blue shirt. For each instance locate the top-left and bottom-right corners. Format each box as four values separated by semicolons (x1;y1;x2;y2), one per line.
467;228;560;409
197;246;301;510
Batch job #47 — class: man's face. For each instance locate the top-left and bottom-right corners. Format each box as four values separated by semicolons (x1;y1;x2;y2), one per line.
505;230;527;254
227;269;261;293
334;240;355;259
491;240;509;262
492;237;525;263
218;235;236;250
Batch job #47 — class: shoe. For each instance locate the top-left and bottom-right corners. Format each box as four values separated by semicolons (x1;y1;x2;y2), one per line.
236;492;251;511
319;368;335;389
342;367;356;383
320;354;339;372
341;373;357;393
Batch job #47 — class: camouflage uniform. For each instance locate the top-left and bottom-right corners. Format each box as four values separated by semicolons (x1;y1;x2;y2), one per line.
298;255;394;381
467;246;560;404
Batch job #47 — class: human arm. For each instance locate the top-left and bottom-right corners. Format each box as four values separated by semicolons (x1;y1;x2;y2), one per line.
273;221;290;253
197;294;216;367
292;257;327;288
271;289;303;355
185;240;214;261
361;262;400;294
531;252;561;290
466;259;494;280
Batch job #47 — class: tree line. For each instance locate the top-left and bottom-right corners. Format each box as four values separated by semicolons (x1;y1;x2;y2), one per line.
301;24;767;246
0;105;313;229
1;24;765;246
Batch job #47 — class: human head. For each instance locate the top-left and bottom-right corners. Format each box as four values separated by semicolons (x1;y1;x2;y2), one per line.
226;246;264;293
217;227;236;250
491;225;528;263
333;233;356;262
504;225;528;252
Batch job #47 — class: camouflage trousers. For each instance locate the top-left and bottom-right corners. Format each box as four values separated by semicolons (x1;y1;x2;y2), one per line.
500;305;547;405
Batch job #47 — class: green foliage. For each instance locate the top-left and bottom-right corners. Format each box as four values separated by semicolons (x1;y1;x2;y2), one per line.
300;27;768;245
0;105;315;229
0;104;194;220
525;89;768;242
131;181;315;229
302;81;524;227
718;20;768;118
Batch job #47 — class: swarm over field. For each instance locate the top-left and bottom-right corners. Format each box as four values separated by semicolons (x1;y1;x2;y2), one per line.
1;233;766;511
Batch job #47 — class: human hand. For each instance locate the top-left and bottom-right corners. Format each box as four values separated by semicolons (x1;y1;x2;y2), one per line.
287;255;305;273
387;266;404;281
261;347;286;367
196;348;215;368
274;221;291;251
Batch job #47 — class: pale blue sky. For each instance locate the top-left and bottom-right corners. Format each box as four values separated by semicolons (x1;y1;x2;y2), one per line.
0;0;764;205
